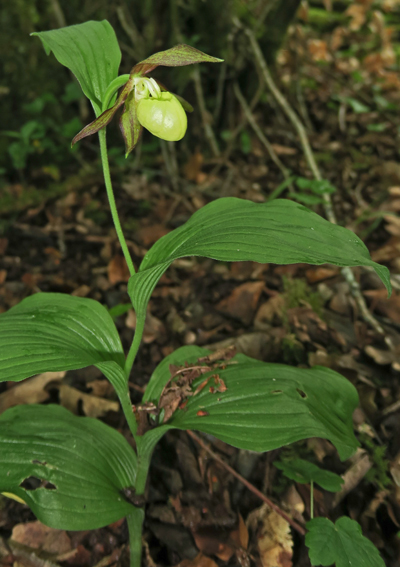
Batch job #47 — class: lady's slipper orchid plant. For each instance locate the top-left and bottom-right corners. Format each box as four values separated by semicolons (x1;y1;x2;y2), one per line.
71;43;222;155
0;20;389;567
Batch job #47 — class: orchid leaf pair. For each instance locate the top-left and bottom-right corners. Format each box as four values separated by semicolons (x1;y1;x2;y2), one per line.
33;20;222;155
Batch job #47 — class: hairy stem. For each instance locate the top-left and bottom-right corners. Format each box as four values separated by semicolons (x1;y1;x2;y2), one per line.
98;128;135;276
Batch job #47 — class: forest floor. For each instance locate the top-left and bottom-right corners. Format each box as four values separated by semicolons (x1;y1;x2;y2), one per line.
1;4;400;567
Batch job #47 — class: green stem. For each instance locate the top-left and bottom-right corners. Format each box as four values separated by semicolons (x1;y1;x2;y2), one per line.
127;508;145;567
125;313;145;378
310;480;314;520
98;128;135;276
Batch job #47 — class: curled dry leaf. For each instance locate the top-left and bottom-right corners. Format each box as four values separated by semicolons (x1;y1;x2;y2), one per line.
247;504;293;567
58;384;119;418
0;372;66;414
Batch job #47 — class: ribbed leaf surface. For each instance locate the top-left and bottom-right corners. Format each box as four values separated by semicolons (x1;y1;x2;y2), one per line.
0;405;136;530
32;20;121;110
128;198;391;318
144;349;359;461
0;293;125;382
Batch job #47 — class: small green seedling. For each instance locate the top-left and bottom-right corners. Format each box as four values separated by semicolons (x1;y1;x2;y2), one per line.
0;20;389;567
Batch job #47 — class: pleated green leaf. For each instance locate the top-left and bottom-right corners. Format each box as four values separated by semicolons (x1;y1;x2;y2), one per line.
128;198;391;318
0;293;125;382
0;405;136;530
143;348;359;461
32;20;121;110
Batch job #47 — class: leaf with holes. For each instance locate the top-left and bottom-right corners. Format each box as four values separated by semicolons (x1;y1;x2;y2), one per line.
275;459;344;492
0;404;137;530
306;516;385;567
128;198;391;320
142;349;359;461
32;20;121;113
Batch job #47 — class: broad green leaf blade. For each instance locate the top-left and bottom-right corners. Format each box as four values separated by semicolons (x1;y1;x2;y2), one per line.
128;198;391;318
32;21;121;109
306;516;385;567
132;44;223;75
275;459;343;492
0;293;125;382
144;349;359;461
0;405;137;530
119;91;143;156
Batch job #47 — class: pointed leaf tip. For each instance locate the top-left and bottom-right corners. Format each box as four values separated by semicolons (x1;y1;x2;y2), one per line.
132;44;223;75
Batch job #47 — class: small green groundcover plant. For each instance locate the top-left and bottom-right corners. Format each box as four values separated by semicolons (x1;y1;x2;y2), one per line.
0;20;390;567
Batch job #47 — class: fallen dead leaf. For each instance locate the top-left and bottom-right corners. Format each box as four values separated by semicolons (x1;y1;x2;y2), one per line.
308;39;332;62
216;281;265;326
107;254;130;285
270;144;297;156
58;384;119;418
11;520;72;555
248;504;293;567
0;372;65;414
184;151;204;182
137;224;170;247
177;553;219;567
345;4;368;31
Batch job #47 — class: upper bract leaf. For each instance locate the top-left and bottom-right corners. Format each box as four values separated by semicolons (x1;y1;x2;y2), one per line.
0;404;136;530
128;198;391;318
132;43;223;75
306;516;385;567
0;293;125;382
32;20;121;111
275;458;344;492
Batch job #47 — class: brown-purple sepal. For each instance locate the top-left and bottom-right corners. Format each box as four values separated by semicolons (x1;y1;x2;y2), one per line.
71;75;135;146
119;91;143;157
130;44;223;76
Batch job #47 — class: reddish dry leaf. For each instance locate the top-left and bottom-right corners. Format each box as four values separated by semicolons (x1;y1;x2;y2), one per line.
11;521;72;555
137;224;170;247
0;270;6;285
364;289;400;324
177;553;219;567
305;267;338;283
184;151;204;182
107;255;130;285
216;281;265;326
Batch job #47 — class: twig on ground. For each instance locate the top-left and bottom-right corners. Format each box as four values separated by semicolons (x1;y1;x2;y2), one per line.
241;23;393;349
233;82;292;185
192;68;220;158
186;430;306;536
